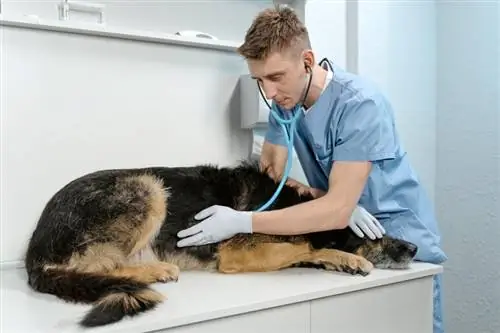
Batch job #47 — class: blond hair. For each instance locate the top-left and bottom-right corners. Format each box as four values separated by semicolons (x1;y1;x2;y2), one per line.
237;5;311;60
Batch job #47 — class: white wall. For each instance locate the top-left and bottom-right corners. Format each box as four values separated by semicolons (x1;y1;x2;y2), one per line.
0;0;352;267
0;0;439;266
436;2;500;332
0;0;274;265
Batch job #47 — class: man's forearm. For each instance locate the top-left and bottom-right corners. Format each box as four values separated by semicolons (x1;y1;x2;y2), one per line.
251;193;351;235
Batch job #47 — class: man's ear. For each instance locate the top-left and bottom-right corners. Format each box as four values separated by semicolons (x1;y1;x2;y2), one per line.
302;49;315;69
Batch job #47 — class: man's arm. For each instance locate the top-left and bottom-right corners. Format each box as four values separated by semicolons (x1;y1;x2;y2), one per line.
252;160;371;234
176;97;393;247
253;97;397;235
176;158;372;247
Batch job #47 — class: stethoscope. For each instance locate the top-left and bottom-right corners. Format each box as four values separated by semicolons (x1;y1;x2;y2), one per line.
254;57;334;212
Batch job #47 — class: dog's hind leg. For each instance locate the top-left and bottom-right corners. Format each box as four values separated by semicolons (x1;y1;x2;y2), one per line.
55;242;179;285
57;174;181;327
217;235;373;276
107;262;179;283
100;174;180;283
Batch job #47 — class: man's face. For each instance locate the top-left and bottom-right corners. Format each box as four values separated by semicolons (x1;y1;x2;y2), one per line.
248;50;311;110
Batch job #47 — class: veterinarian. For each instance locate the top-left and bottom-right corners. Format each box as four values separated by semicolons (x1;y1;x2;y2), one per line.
177;5;447;332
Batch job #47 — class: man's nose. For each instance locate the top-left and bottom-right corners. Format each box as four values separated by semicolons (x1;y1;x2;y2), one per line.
260;81;277;100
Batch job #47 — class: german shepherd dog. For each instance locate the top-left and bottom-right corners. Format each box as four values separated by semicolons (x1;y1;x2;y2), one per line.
24;160;418;328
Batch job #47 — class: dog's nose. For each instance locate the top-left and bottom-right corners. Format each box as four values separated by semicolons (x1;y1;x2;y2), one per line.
408;243;418;257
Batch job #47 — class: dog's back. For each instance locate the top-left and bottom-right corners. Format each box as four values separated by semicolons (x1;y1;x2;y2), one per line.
24;161;418;328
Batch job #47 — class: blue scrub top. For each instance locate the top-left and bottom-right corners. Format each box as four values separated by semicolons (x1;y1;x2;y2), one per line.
264;63;447;265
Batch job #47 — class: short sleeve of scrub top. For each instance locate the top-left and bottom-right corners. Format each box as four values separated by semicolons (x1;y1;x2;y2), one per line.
333;96;399;162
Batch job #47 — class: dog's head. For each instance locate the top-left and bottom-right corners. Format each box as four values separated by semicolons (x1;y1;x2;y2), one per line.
354;236;418;269
308;229;418;269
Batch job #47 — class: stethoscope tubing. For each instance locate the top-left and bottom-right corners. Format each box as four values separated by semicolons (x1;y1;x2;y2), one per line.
253;58;333;212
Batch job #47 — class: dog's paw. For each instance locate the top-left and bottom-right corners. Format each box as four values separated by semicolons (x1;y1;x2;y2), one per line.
313;249;374;276
149;262;180;283
343;256;373;276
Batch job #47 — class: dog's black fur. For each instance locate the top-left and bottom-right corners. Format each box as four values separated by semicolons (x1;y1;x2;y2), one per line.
24;160;418;328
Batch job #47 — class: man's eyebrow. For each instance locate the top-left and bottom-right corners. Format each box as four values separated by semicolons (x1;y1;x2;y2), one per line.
251;71;286;80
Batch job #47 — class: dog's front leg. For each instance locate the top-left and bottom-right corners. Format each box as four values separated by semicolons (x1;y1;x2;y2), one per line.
216;238;373;276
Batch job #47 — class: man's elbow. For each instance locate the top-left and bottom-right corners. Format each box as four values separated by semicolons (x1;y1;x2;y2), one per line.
319;195;353;230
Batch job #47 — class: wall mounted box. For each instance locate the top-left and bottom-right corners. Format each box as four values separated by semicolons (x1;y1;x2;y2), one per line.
239;74;271;129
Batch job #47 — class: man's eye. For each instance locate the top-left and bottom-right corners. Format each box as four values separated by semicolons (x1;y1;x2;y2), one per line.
269;75;283;81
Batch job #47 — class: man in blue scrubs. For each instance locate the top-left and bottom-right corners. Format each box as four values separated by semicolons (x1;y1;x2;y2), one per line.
177;6;447;332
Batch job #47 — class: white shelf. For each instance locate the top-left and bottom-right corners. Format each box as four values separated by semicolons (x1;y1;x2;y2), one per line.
0;14;242;53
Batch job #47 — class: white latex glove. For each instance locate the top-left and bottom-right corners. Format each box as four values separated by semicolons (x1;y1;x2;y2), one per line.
349;205;386;240
176;205;252;247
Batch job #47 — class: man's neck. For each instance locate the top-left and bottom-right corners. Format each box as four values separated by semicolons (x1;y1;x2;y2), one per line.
303;64;328;109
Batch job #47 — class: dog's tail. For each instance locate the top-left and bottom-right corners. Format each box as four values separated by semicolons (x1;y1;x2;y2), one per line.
27;266;164;327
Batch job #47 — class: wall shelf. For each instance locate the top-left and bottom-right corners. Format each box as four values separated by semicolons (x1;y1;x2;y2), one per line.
0;14;242;53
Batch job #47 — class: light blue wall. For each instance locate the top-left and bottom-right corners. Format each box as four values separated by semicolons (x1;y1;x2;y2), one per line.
356;1;438;202
436;2;500;332
308;1;499;331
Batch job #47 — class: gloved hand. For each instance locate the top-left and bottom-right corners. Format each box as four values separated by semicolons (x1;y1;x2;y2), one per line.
176;205;252;247
348;205;386;240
